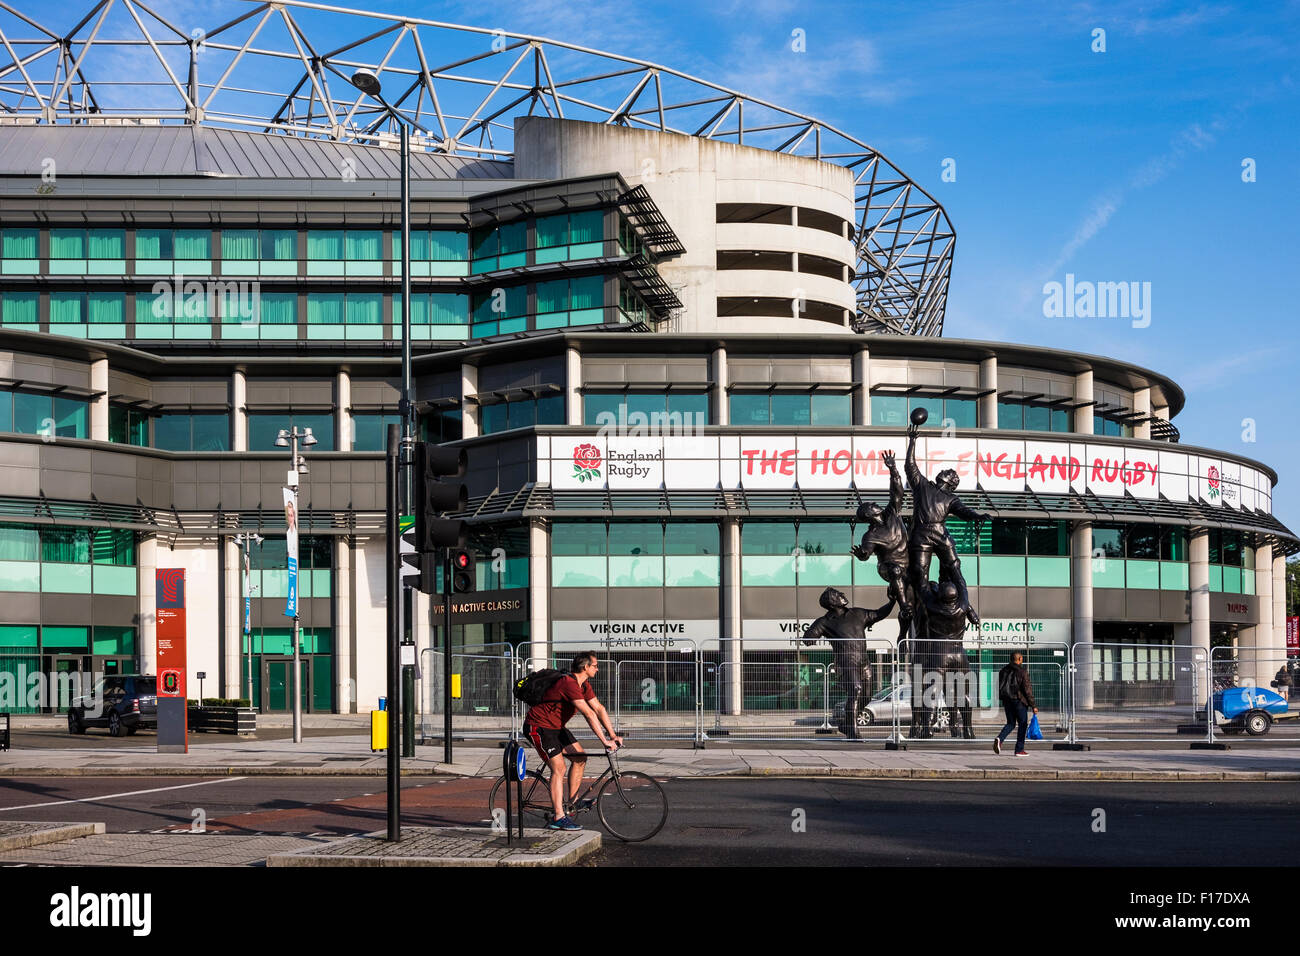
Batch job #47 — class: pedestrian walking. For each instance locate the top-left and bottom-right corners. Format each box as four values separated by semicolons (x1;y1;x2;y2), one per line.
1271;665;1291;702
993;651;1037;756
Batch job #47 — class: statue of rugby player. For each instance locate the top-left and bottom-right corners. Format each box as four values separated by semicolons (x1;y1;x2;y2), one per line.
851;450;912;642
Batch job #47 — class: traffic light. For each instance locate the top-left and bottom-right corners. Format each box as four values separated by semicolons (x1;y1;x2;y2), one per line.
400;528;439;594
414;442;467;551
450;548;475;593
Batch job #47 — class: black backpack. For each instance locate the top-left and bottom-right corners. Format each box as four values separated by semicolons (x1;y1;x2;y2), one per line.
999;666;1020;702
513;669;567;706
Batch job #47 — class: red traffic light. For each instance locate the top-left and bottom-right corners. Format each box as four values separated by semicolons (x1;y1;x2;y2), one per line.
453;550;471;570
450;548;475;593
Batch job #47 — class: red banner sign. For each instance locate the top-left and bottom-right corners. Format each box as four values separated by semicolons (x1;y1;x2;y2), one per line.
1288;616;1298;656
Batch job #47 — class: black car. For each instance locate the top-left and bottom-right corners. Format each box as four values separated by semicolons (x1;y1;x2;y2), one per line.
68;675;158;737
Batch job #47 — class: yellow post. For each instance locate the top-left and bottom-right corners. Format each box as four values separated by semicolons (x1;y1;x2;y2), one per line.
370;709;388;751
451;674;462;699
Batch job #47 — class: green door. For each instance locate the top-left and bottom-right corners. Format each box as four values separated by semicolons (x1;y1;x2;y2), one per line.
262;658;311;713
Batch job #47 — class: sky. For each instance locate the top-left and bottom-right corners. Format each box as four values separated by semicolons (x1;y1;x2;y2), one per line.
11;0;1300;531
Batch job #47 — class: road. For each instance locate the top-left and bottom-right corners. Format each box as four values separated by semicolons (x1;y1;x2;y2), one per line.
2;775;1299;865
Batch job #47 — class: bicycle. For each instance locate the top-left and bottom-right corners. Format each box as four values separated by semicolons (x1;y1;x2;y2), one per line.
488;745;668;843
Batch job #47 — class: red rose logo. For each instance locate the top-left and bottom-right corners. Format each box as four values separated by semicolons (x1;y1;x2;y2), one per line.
573;443;602;483
1207;465;1220;499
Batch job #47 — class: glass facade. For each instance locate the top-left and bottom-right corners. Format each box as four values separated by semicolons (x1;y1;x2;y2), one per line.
0;525;135;595
153;413;229;451
872;394;978;429
248;413;335;451
0;391;88;439
731;392;852;426
584;392;708;427
480;395;564;434
552;521;720;588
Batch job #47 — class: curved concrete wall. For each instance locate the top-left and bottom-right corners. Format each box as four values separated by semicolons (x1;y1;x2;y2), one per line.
714;269;856;313
514;117;857;335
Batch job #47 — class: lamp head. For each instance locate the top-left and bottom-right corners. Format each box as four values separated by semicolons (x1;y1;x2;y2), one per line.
350;68;382;97
301;427;318;447
275;428;289;448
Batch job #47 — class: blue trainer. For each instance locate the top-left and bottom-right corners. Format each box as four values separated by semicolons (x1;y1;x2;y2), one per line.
548;815;582;831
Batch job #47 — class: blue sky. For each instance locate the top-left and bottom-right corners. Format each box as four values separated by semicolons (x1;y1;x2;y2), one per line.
22;0;1300;531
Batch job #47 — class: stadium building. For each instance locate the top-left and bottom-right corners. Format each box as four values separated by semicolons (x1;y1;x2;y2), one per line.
0;2;1293;720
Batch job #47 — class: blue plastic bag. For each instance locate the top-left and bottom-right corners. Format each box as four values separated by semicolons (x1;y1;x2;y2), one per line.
1027;714;1043;741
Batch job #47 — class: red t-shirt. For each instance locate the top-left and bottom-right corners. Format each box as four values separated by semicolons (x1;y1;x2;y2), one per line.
526;675;596;730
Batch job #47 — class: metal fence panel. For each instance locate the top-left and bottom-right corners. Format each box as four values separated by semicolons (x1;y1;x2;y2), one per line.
1069;642;1207;742
419;650;520;741
1209;646;1299;742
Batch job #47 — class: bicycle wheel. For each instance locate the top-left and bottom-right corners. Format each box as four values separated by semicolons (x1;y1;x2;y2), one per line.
489;771;552;830
596;771;667;842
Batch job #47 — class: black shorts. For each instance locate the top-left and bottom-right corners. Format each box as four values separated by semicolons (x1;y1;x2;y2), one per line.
523;724;578;762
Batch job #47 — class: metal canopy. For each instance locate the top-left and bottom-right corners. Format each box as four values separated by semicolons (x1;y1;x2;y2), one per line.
0;0;954;336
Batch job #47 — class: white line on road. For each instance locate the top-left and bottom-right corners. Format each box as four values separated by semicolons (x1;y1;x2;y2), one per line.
0;777;248;812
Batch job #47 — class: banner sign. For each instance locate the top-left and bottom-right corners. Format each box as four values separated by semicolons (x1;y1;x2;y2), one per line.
242;548;251;636
429;589;529;625
1288;616;1298;656
284;486;298;619
540;435;1273;513
155;568;188;753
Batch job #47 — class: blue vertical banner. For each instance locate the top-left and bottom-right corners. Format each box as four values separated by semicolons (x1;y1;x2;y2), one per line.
284;485;299;619
242;547;251;635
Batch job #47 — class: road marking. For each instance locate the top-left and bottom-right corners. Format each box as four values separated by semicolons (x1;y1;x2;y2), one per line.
0;777;247;812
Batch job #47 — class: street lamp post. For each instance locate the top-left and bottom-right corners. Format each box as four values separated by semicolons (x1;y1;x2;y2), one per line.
275;426;316;744
350;68;418;757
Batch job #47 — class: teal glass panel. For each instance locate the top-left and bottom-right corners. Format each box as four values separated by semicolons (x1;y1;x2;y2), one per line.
42;563;93;593
742;555;796;587
1126;559;1160;590
552;556;607;587
0;525;38;561
1;291;38;325
667;393;708;422
498;221;526;255
1051;408;1070;432
346;293;382;325
480;404;507;433
92;626;135;655
871;395;907;427
609;555;664;587
744;522;795;555
429;231;468;260
259;292;297;324
1160;561;1189;590
42;527;90;563
536;394;565;424
945;398;978;428
50;230;85;258
730;393;769;425
811;393;851;426
853;553;879;586
584;393;621;426
1092;527;1123;559
352;413;400;451
910;396;943;425
92;528;135;565
14;392;51;435
345;230;382;260
222;230;258;260
570;275;603;309
50;292;84;324
135;229;168;259
1243;569;1255;595
1026;556;1070;587
1092;557;1126;588
803;553;852;586
307;231;343;260
2;229;37;258
0;624;38;646
989;519;1025;555
42;625;90;648
429;293;468;324
1027;521;1068;556
92;565;137;595
0;560;40;590
552;522;605;555
536;214;566;248
1222;567;1243;593
997;402;1024;430
292;414;334;451
664;555;719;587
979;556;1026;587
665;523;718;556
537;279;567;313
1023;405;1050;432
609;521;662;557
172;230;210;259
0;390;8;430
263;230;296;260
87;292;124;325
1127;526;1160;560
771;393;811;425
307;293;344;323
569;210;602;243
53;397;87;438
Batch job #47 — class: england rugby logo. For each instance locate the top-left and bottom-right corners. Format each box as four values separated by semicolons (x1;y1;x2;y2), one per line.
572;443;602;483
1207;465;1220;499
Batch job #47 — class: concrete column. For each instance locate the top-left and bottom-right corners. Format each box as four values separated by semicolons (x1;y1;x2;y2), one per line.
222;536;241;699
336;366;351;452
1074;369;1094;435
1174;530;1212;707
978;356;997;429
336;535;354;712
528;519;549;665
460;363;479;439
853;347;870;426
565;347;582;426
1071;522;1094;710
713;346;728;426
1132;386;1151;440
1189;528;1211;656
232;366;247;451
1252;542;1275;688
89;357;109;441
1273;555;1286;663
722;518;742;716
137;535;157;675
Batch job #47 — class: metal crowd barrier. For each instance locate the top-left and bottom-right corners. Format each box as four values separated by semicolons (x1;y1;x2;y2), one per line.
418;650;521;741
1067;642;1207;743
1207;645;1298;744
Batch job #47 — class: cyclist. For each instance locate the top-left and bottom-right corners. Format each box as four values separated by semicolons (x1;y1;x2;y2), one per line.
522;651;623;830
